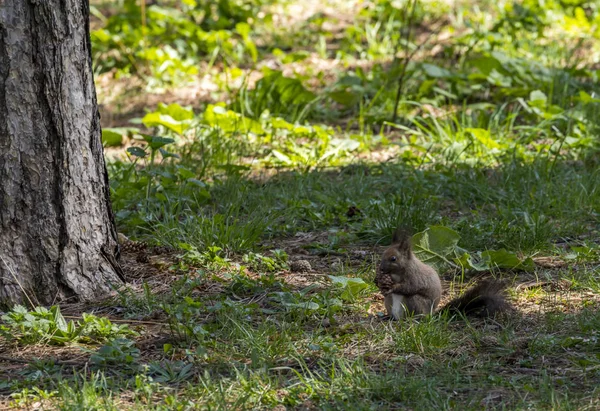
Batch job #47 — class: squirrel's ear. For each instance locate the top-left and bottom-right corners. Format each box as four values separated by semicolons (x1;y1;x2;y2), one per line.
392;227;412;258
395;235;412;258
392;225;412;243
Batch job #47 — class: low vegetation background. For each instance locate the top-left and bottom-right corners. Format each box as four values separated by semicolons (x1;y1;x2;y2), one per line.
1;0;600;409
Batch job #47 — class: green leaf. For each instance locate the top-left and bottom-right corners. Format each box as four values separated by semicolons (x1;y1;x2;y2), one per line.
158;148;180;159
101;129;124;147
481;249;520;268
465;128;501;149
454;252;489;271
236;21;258;63
328;276;369;302
156;103;194;121
50;306;68;332
466;55;503;76
418;79;436;95
142;103;193;135
271;117;294;130
280;50;310;64
422;63;452;78
579;91;600;104
271;292;320;311
271;150;292;165
320;139;360;161
142;112;190;135
91;28;111;43
203;104;264;134
13;305;28;314
529;90;548;108
412;226;461;271
329;90;362;106
482;249;534;271
177;167;196;180
486;69;512;87
235;22;251;38
149;136;175;150
283;302;320;310
127;147;147;158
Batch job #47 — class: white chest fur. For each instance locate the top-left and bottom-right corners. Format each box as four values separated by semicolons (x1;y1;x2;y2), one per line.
384;294;407;320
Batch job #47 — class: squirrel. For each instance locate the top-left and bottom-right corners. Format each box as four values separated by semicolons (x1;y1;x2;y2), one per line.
375;228;510;320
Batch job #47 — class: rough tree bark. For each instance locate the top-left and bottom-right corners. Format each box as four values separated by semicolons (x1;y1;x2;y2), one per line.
0;0;123;306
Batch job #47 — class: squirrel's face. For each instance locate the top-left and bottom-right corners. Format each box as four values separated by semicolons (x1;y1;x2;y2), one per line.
378;229;413;280
379;247;409;278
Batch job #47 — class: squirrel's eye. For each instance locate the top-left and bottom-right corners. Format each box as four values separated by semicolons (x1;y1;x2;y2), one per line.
390;256;397;262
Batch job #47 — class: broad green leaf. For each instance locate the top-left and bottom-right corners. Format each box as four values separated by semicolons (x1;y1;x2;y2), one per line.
432;86;457;99
149;136;175;150
422;63;452;78
490;51;510;64
335;139;360;151
282;302;320;310
412;226;461;271
254;70;316;108
140;133;154;144
156;103;194;121
50;306;68;332
482;249;534;271
482;249;521;268
142;103;193;135
142;112;190;135
203;104;264;134
13;305;28;314
328;276;370;302
177;167;196;180
127;147;147;158
454;252;490;271
466;56;503;76
271;292;319;311
101;129;124;147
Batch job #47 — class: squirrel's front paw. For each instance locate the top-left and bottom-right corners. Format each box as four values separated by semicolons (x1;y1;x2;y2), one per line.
381;287;394;296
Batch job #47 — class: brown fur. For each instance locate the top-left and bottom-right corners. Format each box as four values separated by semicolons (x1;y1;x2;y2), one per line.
376;229;442;317
442;279;510;317
376;228;510;319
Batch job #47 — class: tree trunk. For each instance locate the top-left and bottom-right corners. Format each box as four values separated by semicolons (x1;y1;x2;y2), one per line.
0;0;123;306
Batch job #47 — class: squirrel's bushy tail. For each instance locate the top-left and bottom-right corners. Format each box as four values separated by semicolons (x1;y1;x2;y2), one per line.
442;279;510;318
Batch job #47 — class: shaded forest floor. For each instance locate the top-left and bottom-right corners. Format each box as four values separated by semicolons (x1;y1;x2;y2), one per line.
2;228;600;409
2;0;600;409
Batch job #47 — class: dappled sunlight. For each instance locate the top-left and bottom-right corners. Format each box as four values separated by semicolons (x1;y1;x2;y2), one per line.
2;0;600;409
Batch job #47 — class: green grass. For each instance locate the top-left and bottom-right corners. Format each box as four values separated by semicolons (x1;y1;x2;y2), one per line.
6;306;600;408
3;0;600;409
112;157;599;255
